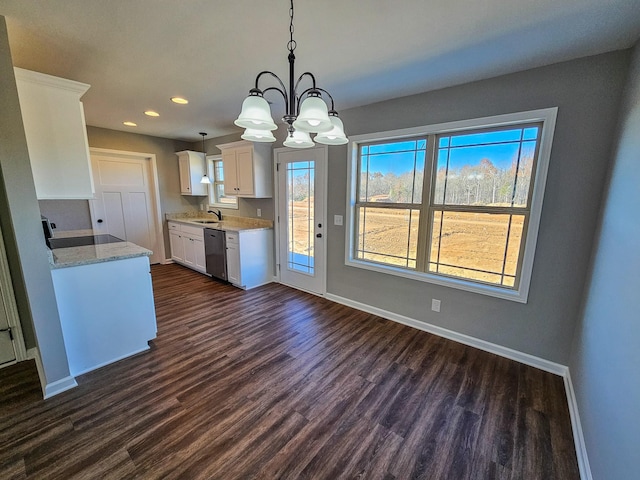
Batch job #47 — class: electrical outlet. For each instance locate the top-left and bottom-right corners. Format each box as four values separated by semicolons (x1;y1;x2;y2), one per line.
431;299;441;312
257;208;262;217
334;215;343;226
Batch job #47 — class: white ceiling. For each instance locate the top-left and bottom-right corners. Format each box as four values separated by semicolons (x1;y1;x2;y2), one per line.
2;0;639;142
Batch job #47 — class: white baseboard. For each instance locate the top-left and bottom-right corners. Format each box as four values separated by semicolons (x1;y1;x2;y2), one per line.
324;293;592;479
44;376;78;399
325;293;567;375
69;345;150;377
563;370;593;480
27;347;78;399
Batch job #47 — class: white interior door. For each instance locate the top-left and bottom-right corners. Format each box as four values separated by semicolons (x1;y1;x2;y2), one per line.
276;146;326;295
90;151;162;264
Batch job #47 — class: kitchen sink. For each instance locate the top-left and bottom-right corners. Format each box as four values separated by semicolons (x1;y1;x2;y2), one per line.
193;220;219;224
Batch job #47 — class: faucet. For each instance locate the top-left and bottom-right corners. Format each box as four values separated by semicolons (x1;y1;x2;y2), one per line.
207;209;222;221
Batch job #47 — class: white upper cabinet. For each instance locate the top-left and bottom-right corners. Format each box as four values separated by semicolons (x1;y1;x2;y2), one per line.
14;68;95;200
217;140;273;198
176;151;208;196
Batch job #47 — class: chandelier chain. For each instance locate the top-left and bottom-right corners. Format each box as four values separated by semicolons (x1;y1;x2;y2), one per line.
287;0;297;53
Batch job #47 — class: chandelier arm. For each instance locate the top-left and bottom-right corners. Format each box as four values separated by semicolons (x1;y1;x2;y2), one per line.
293;72;318;98
262;86;289;113
314;88;337;111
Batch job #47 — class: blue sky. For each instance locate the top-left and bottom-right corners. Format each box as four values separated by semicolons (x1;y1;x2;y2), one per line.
361;127;539;175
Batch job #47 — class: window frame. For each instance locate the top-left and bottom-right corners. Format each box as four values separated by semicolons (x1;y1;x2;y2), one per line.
206;154;238;210
345;108;558;303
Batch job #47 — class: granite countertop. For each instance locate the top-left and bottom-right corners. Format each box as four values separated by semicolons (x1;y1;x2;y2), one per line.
165;212;273;232
48;230;152;269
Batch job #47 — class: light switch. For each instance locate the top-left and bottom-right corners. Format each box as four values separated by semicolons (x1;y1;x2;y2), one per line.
334;215;343;226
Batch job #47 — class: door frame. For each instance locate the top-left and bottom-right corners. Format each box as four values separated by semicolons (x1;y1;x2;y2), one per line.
88;148;165;264
0;222;27;366
273;145;328;296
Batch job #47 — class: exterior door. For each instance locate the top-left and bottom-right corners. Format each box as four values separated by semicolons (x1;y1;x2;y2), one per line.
276;146;326;295
90;150;162;264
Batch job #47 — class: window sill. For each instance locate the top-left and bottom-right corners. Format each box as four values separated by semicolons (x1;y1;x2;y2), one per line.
345;257;529;303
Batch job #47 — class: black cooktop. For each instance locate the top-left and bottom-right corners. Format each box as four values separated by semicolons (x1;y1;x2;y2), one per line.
47;234;125;249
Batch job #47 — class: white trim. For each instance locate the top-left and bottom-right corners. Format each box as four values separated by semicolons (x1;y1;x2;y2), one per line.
69;345;150;377
14;67;90;96
44;376;78;399
0;224;27;362
325;292;567;375
345;108;558;303
564;370;593;480
27;347;78;399
88;148;165;264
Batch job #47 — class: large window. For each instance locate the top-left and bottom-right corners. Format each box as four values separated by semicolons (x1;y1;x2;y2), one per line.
207;155;238;209
347;109;557;302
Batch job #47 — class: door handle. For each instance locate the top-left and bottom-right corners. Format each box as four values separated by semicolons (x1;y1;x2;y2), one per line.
316;233;322;238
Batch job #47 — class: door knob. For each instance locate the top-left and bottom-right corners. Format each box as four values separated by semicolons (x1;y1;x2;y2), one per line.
316;233;322;238
97;219;103;223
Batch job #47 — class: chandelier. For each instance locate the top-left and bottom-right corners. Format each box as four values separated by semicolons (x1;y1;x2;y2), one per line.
234;0;348;148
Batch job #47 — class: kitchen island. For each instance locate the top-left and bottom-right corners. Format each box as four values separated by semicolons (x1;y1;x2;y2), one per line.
49;233;157;377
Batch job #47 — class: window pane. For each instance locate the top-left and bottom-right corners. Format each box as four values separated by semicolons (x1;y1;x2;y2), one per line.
356;207;419;268
358;139;426;204
435;126;539;207
287;161;315;275
214;160;224;181
428;211;525;287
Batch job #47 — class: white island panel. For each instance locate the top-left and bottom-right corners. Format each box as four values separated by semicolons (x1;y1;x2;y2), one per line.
51;255;157;376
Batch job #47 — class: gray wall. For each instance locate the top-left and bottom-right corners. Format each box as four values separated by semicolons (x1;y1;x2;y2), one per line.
0;16;71;381
569;44;640;480
327;50;631;365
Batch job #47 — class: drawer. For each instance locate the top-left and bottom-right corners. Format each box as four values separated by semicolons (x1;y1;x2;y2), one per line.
181;224;204;238
168;222;181;231
225;232;239;244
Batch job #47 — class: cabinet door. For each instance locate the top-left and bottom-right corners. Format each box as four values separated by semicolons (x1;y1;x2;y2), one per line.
193;237;206;273
178;156;192;194
183;236;196;267
222;151;240;195
169;231;184;262
226;243;241;286
235;147;255;196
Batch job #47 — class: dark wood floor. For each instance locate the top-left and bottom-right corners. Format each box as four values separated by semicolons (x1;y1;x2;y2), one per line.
0;263;579;479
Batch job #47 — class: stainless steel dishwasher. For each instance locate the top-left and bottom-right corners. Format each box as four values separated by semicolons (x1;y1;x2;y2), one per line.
204;228;227;281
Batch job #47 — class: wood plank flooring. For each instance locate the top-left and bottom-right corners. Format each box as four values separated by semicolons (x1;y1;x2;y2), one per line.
0;263;580;479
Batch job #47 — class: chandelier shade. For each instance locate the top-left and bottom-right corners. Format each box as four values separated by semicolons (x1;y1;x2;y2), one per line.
292;93;333;133
234;0;347;148
314;114;348;145
241;128;277;143
283;130;314;149
234;94;277;131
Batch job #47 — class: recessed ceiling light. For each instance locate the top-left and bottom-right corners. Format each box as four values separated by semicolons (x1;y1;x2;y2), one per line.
171;97;189;105
145;110;160;117
123;121;137;127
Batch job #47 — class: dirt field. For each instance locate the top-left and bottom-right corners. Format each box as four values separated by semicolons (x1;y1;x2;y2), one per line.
288;203;523;287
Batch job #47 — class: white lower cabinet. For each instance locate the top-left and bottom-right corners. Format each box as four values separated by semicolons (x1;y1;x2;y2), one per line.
225;230;273;289
168;222;206;274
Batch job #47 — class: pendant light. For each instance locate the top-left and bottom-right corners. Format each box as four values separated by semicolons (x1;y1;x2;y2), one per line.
234;0;347;148
199;132;211;184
